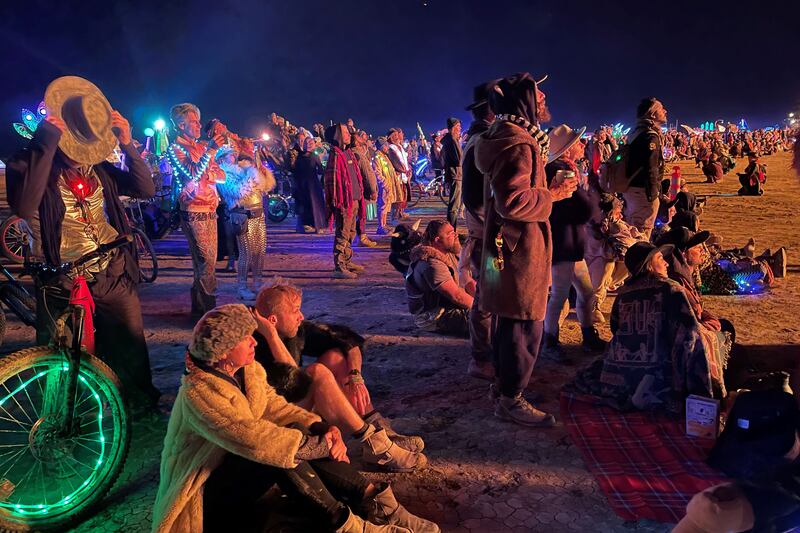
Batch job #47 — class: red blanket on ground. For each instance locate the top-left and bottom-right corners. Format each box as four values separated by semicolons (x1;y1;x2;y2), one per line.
560;392;729;524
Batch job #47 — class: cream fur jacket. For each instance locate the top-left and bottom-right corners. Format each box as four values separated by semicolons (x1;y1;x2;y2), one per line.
151;360;320;533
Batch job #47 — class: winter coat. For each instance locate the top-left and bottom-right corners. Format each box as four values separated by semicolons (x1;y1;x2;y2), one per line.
474;120;553;320
462;119;492;238
626;126;665;201
151;359;320;533
441;132;463;183
545;159;594;263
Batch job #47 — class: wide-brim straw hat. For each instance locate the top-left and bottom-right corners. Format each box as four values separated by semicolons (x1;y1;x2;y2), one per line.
547;124;586;163
44;76;117;165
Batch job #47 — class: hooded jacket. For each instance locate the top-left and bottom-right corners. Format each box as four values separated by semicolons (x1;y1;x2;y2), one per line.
474;120;553;320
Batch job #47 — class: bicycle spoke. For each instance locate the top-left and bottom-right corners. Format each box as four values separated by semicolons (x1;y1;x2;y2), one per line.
0;404;33;431
73;438;102;460
0;446;29;481
20;373;41;421
2;380;35;425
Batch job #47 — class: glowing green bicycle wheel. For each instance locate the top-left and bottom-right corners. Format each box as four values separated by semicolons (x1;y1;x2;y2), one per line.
0;347;130;532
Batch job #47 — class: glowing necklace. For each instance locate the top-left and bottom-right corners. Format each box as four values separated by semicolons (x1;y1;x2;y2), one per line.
167;143;212;183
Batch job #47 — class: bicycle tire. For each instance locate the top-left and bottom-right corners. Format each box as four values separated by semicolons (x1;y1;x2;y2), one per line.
132;228;158;283
438;182;450;205
0;346;130;532
407;183;422;208
0;216;27;264
267;195;289;223
0;282;36;327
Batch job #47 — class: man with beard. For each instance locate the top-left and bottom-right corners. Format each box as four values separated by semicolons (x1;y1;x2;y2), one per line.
622;97;667;239
405;220;472;336
474;72;577;427
461;80;499;381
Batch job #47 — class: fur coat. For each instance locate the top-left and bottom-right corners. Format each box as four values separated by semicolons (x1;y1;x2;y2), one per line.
473;121;553;320
151;359;320;533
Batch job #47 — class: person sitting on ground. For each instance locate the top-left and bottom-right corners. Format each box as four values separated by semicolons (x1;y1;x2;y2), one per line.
152;304;437;533
702;152;724;183
404;219;473;336
252;283;427;473
737;152;767;196
575;242;727;412
585;194;646;322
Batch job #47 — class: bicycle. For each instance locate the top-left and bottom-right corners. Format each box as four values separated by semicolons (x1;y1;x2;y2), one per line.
267;170;295;223
0;263;37;345
121;198;159;284
0;216;28;264
407;172;448;208
0;236;132;532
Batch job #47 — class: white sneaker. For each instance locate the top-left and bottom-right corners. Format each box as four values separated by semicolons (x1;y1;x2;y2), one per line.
238;287;256;301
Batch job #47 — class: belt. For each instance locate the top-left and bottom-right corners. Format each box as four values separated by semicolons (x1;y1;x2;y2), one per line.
232;207;264;219
180;211;217;222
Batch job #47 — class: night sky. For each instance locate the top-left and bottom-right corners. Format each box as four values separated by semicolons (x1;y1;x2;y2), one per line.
1;0;798;157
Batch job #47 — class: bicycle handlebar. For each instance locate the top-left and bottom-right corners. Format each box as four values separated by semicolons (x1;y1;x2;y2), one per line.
25;234;134;276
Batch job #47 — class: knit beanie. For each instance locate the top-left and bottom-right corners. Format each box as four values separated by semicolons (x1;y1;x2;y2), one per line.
188;304;258;363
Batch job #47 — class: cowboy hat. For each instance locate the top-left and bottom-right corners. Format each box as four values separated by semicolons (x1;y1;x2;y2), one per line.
624;241;674;277
547;124;586;163
465;79;502;111
44;76;117;165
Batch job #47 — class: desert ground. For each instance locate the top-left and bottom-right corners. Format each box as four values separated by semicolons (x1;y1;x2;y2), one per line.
0;151;796;532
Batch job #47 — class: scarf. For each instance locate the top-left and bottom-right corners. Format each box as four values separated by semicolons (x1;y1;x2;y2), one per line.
323;147;365;227
495;114;550;159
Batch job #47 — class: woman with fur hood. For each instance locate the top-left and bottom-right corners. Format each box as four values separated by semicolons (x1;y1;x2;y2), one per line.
152;304;438;533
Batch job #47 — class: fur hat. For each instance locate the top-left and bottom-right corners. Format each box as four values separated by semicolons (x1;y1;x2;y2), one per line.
188;304;257;363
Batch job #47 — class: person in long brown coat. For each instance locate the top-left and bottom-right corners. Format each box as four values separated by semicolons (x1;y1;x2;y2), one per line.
473;72;577;427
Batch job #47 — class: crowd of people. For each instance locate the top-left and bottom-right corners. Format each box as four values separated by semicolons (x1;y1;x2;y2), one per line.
6;72;799;532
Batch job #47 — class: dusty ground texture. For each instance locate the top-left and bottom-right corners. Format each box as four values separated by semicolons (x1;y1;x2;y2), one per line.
0;151;797;532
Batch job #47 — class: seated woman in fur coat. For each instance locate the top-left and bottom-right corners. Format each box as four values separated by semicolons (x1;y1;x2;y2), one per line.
151;304;437;533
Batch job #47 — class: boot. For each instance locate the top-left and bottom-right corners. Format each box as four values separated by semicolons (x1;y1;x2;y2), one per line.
540;332;568;363
334;268;358;279
336;508;411;533
467;359;495;381
770;247;787;278
581;327;608;352
365;484;440;533
364;412;425;453
357;235;378;248
495;394;555;427
347;262;366;273
360;427;426;472
237;285;256;301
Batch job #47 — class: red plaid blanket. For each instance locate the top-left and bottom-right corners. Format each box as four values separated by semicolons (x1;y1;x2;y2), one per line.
560;392;729;524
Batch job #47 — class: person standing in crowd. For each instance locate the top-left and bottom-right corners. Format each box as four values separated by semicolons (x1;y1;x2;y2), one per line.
6;76;161;410
168;103;227;317
351;129;378;247
387;128;411;220
430;131;444;174
474;72;578;427
324;124;365;279
622;97;667;239
542;125;607;360
441;117;463;228
292;135;328;233
584;128;612;181
216;147;275;301
461;80;499;381
373;136;403;235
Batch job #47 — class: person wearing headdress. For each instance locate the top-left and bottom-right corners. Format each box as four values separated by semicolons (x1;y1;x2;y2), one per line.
5;76;161;410
167;102;227;317
324;124;366;278
473;72;577;427
292;135;328;233
372;136;403;235
215;146;275;301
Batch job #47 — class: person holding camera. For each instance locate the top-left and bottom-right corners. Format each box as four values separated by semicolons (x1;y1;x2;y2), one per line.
168;103;226;317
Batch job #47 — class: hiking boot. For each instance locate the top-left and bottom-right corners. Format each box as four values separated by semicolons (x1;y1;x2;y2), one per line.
495;394;555;427
237;286;256;301
770;247;787;278
357;235;378;248
347;262;366;273
365;484;440;533
360;427;427;472
333;269;358;279
581;327;608;352
540;333;568;363
364;411;425;453
336;508;411;533
467;359;495;381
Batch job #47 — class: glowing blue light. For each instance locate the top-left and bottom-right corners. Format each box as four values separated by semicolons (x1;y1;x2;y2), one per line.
154;119;166;131
143;127;155;137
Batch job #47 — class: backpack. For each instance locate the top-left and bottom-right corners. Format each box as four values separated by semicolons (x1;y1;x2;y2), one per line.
599;144;641;193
